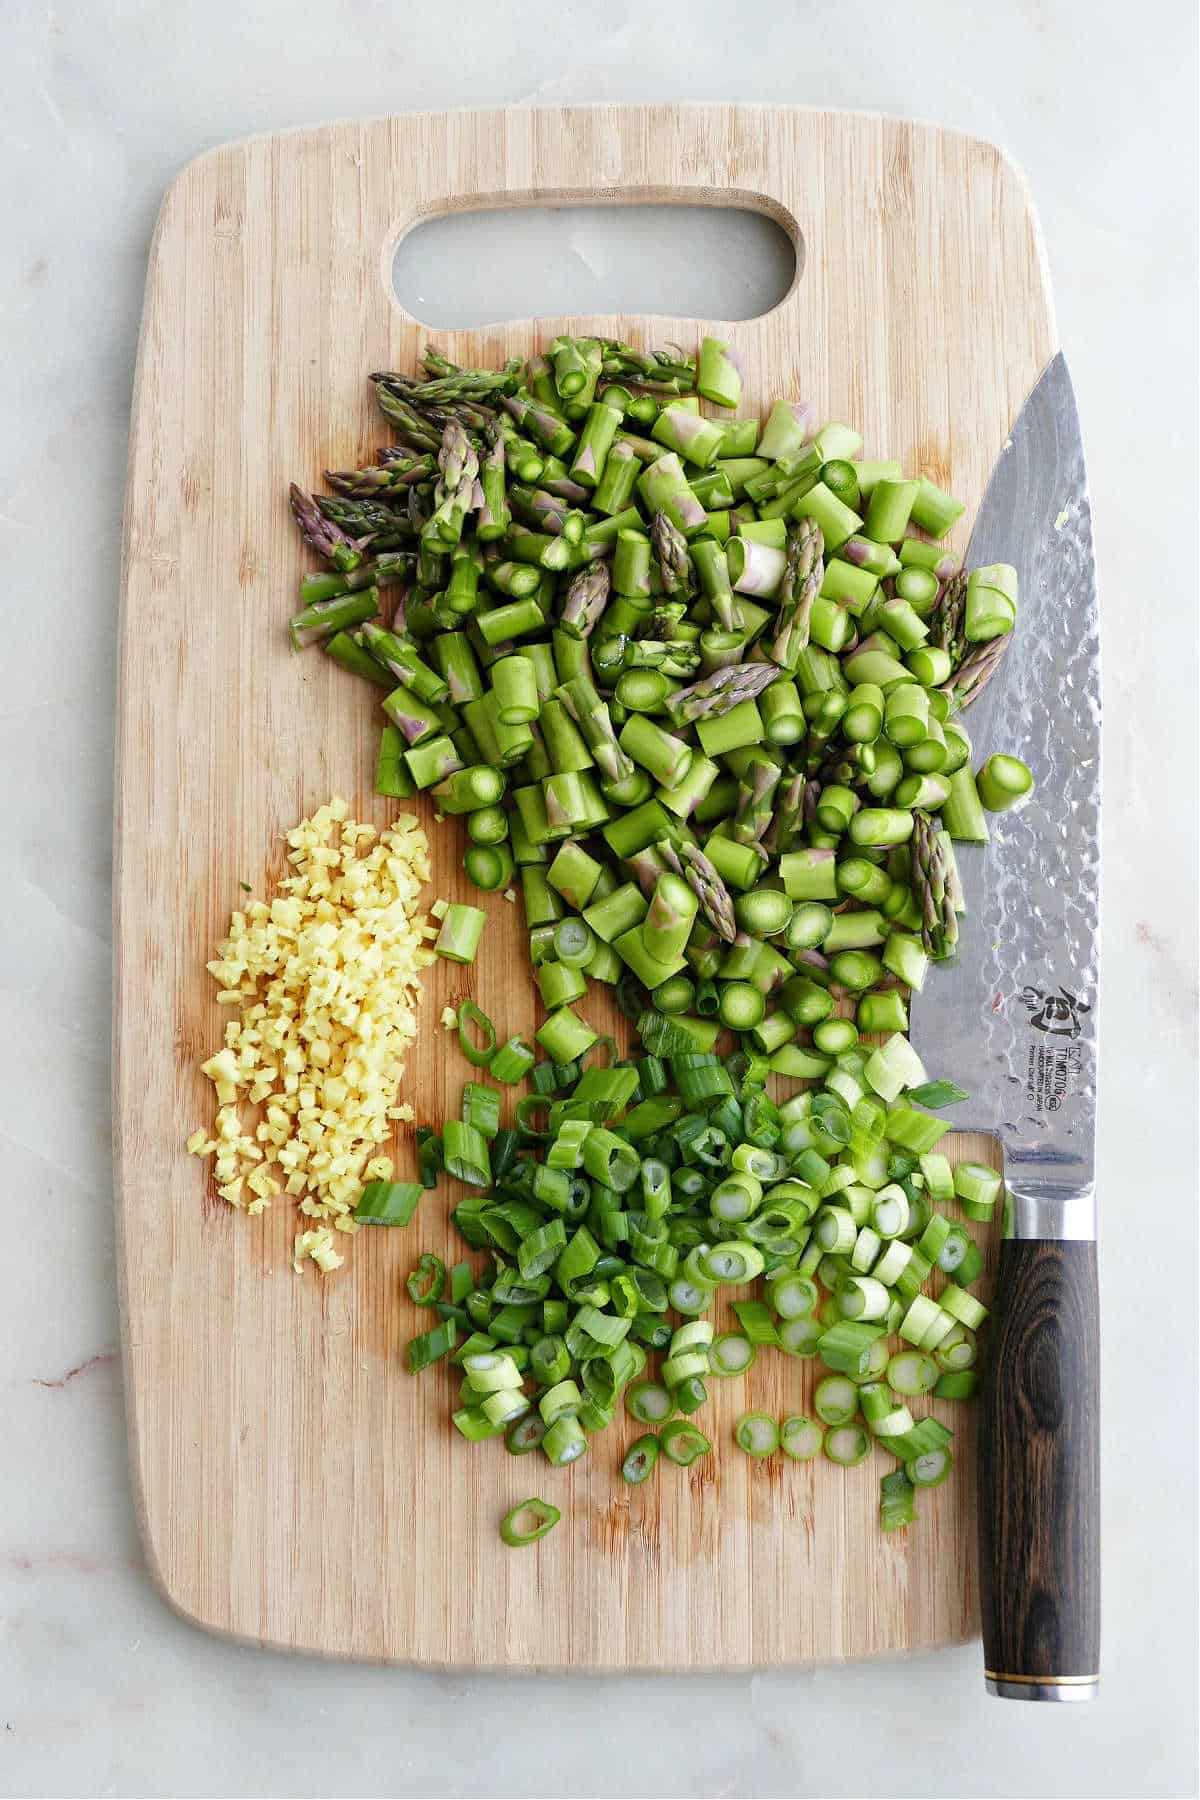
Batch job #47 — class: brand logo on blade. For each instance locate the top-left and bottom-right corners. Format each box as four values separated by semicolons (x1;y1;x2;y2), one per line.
1019;985;1090;1039
1018;986;1090;1114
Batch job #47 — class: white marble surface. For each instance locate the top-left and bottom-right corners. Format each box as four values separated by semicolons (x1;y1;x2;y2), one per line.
3;2;1197;1795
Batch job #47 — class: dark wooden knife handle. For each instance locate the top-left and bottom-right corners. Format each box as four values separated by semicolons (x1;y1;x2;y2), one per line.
978;1237;1100;1700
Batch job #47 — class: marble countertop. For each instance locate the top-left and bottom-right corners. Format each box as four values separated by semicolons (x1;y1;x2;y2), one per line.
3;2;1196;1795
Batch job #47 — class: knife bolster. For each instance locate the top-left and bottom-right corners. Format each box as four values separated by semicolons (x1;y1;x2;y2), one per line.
1006;1179;1096;1242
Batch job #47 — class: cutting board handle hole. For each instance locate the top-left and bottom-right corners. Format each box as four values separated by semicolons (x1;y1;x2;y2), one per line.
390;200;800;328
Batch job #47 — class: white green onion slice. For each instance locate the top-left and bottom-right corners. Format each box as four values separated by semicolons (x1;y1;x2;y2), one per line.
887;1351;939;1396
906;1447;954;1488
734;1411;780;1457
823;1424;871;1466
813;1375;858;1427
780;1415;823;1461
709;1332;757;1377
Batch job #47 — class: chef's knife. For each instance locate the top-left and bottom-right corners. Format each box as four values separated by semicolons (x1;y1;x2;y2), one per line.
910;353;1101;1702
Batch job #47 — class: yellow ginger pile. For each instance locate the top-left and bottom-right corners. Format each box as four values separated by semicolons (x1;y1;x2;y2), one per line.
186;799;434;1271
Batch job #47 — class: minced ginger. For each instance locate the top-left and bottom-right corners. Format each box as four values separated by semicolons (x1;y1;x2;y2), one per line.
186;798;434;1271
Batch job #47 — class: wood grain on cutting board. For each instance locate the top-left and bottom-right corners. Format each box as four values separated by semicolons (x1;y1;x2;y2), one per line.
114;105;1056;1667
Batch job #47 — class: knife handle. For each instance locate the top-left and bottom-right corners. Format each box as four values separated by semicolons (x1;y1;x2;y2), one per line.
978;1237;1100;1701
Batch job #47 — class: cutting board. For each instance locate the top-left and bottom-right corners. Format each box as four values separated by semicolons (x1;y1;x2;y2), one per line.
114;105;1056;1668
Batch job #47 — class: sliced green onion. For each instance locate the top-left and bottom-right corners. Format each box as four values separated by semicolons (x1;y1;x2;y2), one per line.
660;1420;711;1466
506;1414;547;1456
354;1181;423;1226
780;1414;823;1461
709;1332;757;1376
622;1433;660;1484
458;999;497;1067
823;1423;871;1466
407;1319;458;1373
777;1315;822;1356
625;1380;675;1425
500;1497;561;1545
887;1350;939;1396
435;903;487;964
813;1374;859;1426
734;1411;779;1457
906;1446;954;1488
406;1252;446;1307
462;1081;501;1139
489;1035;536;1084
880;1468;916;1530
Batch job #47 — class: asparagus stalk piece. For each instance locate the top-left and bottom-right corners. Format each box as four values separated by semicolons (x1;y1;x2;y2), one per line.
316;495;415;548
733;752;782;848
665;660;780;726
911;808;958;960
476;429;510;541
769;519;824;670
930;569;967;665
557;675;635;785
678;843;739;944
425;421;479;548
651;510;694;598
559;560;611;640
373;362;518;405
940;634;1012;713
370;385;445;451
324;454;435;496
288;484;369;572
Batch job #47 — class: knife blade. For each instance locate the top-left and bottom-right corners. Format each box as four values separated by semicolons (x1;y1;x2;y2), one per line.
912;352;1101;1703
912;350;1100;1233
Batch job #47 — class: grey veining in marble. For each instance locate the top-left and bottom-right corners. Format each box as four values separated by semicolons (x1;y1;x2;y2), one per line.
1;1;1196;1796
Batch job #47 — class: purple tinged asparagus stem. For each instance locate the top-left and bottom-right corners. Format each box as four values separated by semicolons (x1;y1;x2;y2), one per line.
557;675;635;784
288;483;368;572
373;362;518;404
665;661;781;726
538;469;592;503
317;495;414;544
940;633;1011;713
370;385;445;452
324;454;435;496
559;559;611;639
678;843;738;943
500;393;577;459
911;808;958;959
767;770;807;854
930;569;967;665
769;519;824;670
427;421;479;547
733;753;781;847
476;430;509;541
298;552;416;605
651;509;694;598
625;845;673;897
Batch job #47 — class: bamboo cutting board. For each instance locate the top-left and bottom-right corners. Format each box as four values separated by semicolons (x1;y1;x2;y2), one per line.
114;105;1056;1668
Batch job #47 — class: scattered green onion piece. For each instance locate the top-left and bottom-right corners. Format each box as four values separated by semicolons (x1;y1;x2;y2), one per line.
407;1319;458;1374
406;1252;446;1307
906;1447;954;1489
709;1332;757;1377
457;1000;497;1068
435;903;487;964
506;1414;548;1456
622;1433;661;1484
500;1497;561;1545
823;1423;871;1466
660;1420;712;1466
354;1181;423;1226
734;1411;780;1457
880;1468;917;1530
